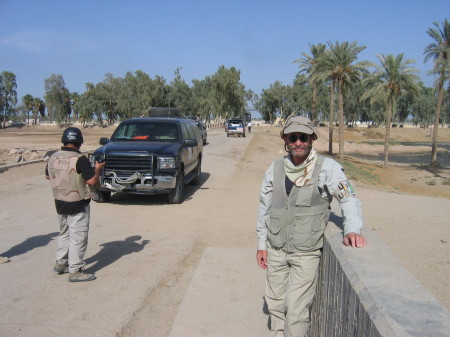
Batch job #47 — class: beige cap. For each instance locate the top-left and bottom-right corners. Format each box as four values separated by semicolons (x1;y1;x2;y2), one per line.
282;116;316;135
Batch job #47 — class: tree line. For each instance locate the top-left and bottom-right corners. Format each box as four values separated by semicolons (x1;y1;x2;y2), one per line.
0;65;252;129
1;19;449;167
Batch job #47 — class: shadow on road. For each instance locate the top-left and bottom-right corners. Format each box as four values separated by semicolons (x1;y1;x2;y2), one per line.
85;235;150;273
1;232;59;258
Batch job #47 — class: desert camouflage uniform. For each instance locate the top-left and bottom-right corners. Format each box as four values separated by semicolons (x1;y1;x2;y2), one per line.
47;149;93;273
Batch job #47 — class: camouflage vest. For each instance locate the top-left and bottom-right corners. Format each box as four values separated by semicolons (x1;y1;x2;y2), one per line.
47;150;91;202
267;155;330;253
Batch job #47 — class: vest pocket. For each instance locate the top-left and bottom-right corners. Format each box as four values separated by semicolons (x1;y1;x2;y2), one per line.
267;211;285;249
291;205;329;248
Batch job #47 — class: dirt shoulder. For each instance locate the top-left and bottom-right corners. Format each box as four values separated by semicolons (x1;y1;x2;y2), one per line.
313;126;450;199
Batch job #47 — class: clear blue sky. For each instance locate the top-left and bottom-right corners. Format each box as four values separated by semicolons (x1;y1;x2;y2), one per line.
1;0;448;103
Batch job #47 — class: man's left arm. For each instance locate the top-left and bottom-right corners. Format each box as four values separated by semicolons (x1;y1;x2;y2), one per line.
319;158;367;248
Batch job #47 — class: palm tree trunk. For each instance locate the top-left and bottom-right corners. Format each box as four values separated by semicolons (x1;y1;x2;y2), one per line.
338;79;345;161
328;83;335;155
312;82;317;123
384;100;393;168
430;77;444;166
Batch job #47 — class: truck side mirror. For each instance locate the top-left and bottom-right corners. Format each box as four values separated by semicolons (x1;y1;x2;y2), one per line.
100;137;110;145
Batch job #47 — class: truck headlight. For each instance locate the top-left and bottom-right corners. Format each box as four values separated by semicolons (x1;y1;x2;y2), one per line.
158;156;176;169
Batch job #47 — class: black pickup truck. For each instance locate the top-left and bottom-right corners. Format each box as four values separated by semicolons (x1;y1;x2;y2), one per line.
89;116;203;204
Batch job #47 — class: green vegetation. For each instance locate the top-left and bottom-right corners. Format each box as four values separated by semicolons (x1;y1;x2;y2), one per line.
1;66;252;128
340;160;381;185
0;71;17;128
442;179;450;185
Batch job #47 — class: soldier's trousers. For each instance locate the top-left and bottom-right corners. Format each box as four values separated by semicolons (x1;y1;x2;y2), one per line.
265;247;321;337
56;205;90;273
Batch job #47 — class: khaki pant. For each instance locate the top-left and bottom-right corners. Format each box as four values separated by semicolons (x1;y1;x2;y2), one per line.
265;247;321;337
56;205;90;273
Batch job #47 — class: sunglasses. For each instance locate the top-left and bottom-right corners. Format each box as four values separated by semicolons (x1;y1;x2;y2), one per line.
288;134;310;143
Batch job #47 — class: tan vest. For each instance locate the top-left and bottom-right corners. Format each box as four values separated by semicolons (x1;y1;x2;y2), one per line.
267;155;330;253
48;150;90;202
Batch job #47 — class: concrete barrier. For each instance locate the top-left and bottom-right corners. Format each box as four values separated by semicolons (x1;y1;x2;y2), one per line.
169;208;450;337
0;158;47;173
309;205;450;337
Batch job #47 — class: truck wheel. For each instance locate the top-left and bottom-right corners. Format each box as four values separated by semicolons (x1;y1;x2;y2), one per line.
168;172;184;204
190;159;202;185
95;190;111;203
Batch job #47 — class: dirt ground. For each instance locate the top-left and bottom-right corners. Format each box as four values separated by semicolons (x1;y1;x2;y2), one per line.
0;123;449;336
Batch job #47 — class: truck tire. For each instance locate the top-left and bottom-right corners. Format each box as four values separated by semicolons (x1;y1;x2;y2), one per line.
167;172;184;204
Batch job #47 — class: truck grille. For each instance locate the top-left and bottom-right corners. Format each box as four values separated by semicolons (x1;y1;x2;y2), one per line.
104;152;155;173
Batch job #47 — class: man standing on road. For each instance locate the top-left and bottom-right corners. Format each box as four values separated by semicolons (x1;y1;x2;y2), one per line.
256;116;366;337
46;127;105;282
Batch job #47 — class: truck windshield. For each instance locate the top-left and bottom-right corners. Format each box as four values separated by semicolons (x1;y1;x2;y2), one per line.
111;122;179;142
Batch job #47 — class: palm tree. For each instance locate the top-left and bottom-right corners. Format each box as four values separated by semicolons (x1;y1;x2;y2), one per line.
424;19;450;166
362;54;419;168
293;43;326;123
22;94;34;123
315;41;371;160
327;80;336;155
32;97;45;125
309;47;336;155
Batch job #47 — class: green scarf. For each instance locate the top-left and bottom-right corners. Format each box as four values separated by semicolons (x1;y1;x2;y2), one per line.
284;148;317;187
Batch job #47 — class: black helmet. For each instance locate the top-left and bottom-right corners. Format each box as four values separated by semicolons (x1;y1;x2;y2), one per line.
61;127;84;144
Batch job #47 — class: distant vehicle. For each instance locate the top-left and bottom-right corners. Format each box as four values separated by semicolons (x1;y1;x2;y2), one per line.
89;115;203;204
226;118;246;137
9;121;26;127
